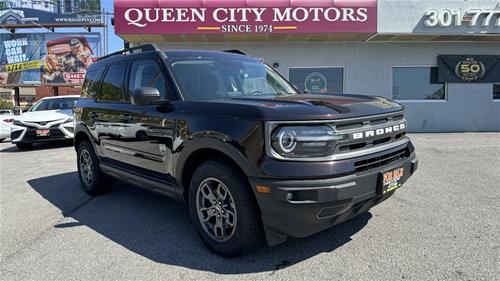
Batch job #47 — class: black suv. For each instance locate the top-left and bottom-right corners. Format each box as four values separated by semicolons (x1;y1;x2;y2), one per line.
74;44;418;256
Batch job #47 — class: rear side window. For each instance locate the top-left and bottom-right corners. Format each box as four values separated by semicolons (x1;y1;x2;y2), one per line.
82;67;104;98
128;59;169;100
99;63;127;102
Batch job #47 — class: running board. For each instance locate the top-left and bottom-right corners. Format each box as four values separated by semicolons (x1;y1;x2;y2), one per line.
100;163;185;203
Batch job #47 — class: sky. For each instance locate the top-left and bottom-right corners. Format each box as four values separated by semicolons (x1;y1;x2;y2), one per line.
0;0;125;54
102;0;124;53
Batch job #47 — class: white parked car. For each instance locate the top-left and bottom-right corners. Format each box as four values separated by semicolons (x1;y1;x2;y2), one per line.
11;96;79;149
0;112;14;142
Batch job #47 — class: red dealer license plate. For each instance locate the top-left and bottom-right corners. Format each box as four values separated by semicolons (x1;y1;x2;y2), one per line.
379;167;405;194
36;129;50;137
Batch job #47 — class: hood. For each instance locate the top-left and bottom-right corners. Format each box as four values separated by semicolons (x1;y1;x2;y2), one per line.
180;94;404;121
17;109;72;122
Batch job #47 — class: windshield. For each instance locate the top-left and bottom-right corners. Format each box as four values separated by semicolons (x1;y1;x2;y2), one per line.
169;57;298;100
29;97;78;112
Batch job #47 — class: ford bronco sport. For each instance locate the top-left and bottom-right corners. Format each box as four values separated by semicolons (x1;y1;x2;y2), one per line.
74;44;418;257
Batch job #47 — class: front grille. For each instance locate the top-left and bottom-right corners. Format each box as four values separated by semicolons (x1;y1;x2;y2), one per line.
354;148;410;172
338;132;406;152
23;128;66;140
25;125;38;130
333;113;407;154
28;120;61;126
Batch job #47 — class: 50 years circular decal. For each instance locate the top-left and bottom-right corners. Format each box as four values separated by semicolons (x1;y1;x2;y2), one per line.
305;72;327;93
455;58;486;82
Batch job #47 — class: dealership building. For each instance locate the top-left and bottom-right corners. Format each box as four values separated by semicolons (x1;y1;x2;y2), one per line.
114;0;500;132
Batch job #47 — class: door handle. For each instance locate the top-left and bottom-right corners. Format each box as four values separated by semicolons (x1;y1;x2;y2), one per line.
89;112;99;119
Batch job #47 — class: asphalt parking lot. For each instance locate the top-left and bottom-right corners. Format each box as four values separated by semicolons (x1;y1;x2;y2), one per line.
0;134;499;281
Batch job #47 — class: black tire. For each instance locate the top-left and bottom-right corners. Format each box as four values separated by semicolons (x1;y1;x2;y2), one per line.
0;138;5;143
16;142;33;150
77;140;112;196
188;159;263;257
136;130;147;140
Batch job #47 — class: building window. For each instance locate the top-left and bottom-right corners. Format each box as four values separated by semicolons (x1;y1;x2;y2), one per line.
393;67;445;100
289;67;344;94
494;84;500;100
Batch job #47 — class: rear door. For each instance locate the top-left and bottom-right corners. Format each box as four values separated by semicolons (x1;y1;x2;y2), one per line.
108;57;177;180
90;61;132;162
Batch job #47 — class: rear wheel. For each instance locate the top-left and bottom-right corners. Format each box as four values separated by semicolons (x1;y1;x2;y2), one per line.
189;160;263;257
16;142;33;150
77;140;112;196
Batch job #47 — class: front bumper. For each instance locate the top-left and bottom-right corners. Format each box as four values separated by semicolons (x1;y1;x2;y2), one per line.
250;151;418;245
0;126;10;139
11;122;74;144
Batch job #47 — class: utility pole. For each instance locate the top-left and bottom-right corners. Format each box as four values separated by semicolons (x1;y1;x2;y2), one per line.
103;8;108;56
13;87;20;114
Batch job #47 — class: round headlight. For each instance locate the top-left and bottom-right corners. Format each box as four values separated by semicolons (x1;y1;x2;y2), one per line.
277;128;297;153
271;125;343;158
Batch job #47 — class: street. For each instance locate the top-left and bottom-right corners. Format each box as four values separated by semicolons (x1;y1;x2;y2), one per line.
0;134;499;281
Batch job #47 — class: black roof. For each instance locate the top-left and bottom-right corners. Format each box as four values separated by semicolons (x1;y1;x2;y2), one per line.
164;50;257;61
93;44;258;67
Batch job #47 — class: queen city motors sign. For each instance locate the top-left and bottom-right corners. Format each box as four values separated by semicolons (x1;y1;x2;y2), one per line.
114;0;377;34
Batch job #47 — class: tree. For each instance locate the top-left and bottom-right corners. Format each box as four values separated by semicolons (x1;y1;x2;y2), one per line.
0;99;14;110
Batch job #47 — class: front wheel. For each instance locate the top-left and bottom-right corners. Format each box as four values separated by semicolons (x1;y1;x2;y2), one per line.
77;140;112;196
189;160;263;257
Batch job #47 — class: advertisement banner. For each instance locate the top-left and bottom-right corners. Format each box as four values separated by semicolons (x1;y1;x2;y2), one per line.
0;33;101;86
6;60;43;72
438;55;500;83
115;0;377;35
0;0;101;27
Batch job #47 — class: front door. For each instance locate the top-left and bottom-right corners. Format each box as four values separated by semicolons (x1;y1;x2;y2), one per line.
110;58;177;180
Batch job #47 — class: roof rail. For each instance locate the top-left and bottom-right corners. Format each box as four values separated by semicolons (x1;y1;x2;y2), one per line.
97;44;161;61
223;49;248;56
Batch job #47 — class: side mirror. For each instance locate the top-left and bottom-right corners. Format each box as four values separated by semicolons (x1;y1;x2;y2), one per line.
131;87;160;106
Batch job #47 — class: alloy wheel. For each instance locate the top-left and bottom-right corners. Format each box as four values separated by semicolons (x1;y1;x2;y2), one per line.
196;177;237;242
79;149;94;186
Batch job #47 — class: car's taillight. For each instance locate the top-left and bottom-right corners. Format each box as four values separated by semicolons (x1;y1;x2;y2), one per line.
3;118;13;123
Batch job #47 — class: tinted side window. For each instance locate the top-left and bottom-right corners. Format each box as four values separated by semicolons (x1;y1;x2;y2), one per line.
128;60;169;100
82;67;103;98
99;63;127;102
82;70;96;96
90;68;104;93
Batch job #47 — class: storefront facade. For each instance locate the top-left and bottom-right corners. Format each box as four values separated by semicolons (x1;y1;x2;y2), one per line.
114;0;500;132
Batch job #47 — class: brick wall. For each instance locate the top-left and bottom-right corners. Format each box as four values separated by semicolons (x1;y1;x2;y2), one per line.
35;87;82;101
